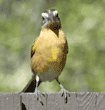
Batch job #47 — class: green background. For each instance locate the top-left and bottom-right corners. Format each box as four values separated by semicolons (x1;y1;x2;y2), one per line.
0;0;105;92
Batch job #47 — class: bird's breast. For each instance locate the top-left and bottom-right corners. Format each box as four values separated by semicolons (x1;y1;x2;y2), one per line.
31;29;67;81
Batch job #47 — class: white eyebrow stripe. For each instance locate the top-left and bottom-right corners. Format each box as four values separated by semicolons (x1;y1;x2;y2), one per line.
53;10;58;16
41;13;48;17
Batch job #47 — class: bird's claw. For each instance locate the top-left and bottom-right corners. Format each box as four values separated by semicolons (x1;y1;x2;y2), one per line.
60;88;70;103
35;90;45;106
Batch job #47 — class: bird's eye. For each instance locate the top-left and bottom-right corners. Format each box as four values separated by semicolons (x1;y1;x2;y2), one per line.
42;17;45;20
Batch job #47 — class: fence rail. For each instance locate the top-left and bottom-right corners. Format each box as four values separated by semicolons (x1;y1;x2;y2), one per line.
0;92;104;110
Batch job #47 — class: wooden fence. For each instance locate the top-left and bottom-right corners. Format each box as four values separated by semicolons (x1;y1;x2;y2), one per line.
0;92;105;110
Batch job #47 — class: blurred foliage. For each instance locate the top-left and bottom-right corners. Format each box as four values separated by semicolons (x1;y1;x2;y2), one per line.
0;0;105;92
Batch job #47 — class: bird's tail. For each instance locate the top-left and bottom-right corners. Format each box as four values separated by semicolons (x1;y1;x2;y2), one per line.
21;74;42;92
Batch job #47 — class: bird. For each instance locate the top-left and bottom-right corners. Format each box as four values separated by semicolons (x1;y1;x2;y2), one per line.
21;9;69;106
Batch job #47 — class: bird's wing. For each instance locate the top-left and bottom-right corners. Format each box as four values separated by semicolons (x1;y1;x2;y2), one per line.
31;40;37;58
66;39;69;54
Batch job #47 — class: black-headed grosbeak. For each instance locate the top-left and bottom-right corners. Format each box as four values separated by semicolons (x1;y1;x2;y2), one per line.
22;9;69;106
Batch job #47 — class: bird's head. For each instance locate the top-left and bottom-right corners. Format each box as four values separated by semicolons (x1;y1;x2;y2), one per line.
41;9;61;30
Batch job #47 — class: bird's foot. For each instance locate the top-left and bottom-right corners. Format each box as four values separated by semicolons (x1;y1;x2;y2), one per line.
34;89;45;106
59;85;70;103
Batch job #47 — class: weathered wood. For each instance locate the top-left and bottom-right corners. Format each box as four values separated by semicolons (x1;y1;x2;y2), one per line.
0;92;105;110
0;93;21;110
